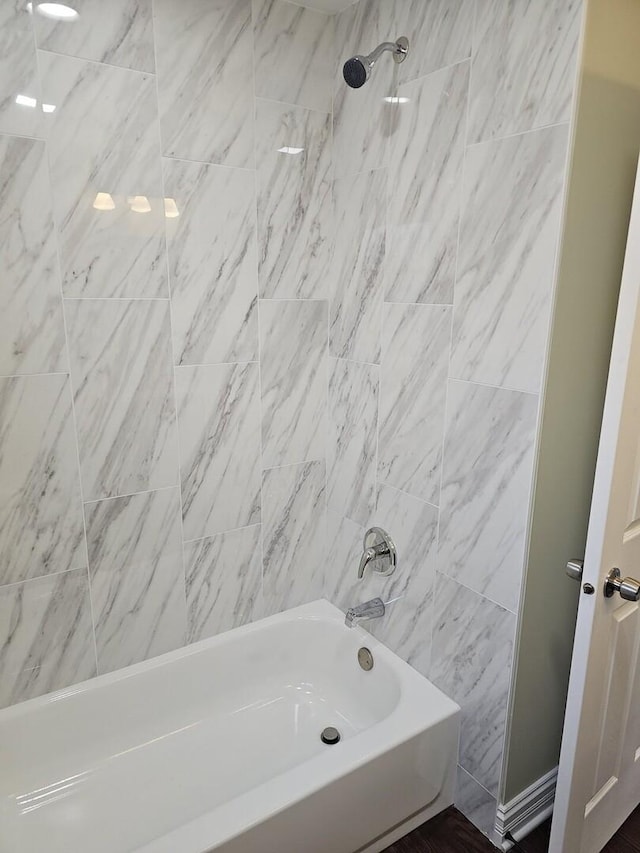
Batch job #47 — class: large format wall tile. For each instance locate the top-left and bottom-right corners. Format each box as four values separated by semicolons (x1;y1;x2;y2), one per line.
260;300;327;468
256;99;331;300
0;135;66;376
253;0;333;112
66;299;178;501
177;363;261;541
333;0;393;179
386;62;468;305
155;0;254;167
330;168;385;364
327;358;378;527
439;381;538;613
40;53;166;299
0;2;42;138
451;125;568;393
185;524;262;643
163;159;258;365
85;487;186;674
378;304;450;505
262;461;325;616
469;0;581;143
0;569;95;709
394;0;474;84
0;375;85;586
431;574;516;796
455;766;498;839
34;0;155;71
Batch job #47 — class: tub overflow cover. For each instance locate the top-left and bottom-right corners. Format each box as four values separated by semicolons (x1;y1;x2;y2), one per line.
321;726;341;745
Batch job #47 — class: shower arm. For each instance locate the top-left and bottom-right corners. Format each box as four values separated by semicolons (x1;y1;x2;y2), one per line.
365;40;407;67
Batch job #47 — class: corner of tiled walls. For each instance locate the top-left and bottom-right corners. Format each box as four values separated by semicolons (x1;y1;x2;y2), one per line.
325;0;583;837
0;0;335;707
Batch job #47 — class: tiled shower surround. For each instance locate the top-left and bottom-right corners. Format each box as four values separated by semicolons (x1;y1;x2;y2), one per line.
0;0;582;838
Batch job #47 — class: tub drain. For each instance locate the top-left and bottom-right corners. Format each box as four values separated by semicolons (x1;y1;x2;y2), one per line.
321;726;341;745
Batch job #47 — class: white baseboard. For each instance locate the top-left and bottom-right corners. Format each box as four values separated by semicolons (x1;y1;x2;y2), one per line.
494;766;558;850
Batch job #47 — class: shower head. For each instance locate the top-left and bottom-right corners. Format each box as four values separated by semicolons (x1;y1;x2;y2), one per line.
343;36;409;89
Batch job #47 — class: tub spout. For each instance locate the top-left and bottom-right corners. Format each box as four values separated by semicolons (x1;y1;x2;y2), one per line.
345;597;385;628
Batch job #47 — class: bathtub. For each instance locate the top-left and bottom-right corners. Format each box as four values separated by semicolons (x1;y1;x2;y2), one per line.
0;599;460;853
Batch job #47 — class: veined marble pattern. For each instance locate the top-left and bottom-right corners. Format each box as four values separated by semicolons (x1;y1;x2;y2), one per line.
256;99;331;300
185;524;262;643
378;304;451;505
260;300;327;468
34;0;155;71
0;2;42;138
155;0;254;167
386;61;468;305
327;358;378;527
323;509;365;609
439;381;538;613
0;135;66;376
455;766;497;839
66;299;178;502
333;0;393;179
0;375;85;586
262;461;326;616
176;363;261;542
253;0;333;112
451;126;568;393
0;569;95;710
431;573;516;796
85;487;186;674
40;52;166;299
330;168;385;364
394;0;474;84
163;158;258;365
469;0;581;143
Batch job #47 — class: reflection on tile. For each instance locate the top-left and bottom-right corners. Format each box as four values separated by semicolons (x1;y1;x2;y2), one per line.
330;168;385;364
34;0;155;71
260;300;327;468
155;0;254;167
469;0;581;143
327;358;378;527
256;99;331;300
439;381;538;613
163;159;258;365
0;135;66;376
85;487;186;674
0;2;42;137
262;461;325;616
66;299;178;501
333;0;393;179
431;574;516;795
185;524;262;643
0;569;95;709
394;0;474;84
378;304;450;505
0;375;85;586
386;62;468;305
40;52;166;298
176;363;261;541
451;126;568;392
456;766;497;839
253;0;333;112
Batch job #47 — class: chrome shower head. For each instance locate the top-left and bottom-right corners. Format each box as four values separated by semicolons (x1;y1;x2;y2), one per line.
342;36;409;89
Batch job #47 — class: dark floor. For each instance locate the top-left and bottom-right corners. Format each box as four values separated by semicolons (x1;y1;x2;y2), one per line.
382;803;640;853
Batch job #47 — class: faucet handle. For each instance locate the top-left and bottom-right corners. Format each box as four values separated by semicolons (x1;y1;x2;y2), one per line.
357;527;396;580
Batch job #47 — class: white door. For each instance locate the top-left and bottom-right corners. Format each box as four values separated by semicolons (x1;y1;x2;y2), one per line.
550;157;640;852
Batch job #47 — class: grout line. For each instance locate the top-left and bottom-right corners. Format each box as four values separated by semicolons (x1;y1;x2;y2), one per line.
174;359;260;370
161;153;256;174
449;376;540;398
182;521;262;547
377;480;439;512
82;483;180;506
62;296;170;302
33;24;100;676
0;564;89;593
0;371;69;380
468;119;571;150
255;94;332;115
262;456;325;473
150;0;190;644
36;46;155;77
435;569;518;616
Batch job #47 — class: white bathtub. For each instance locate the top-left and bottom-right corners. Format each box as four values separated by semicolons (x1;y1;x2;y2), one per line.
0;599;460;853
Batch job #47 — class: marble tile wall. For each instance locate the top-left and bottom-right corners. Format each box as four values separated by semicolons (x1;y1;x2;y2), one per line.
327;0;582;837
0;1;584;843
0;0;334;708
